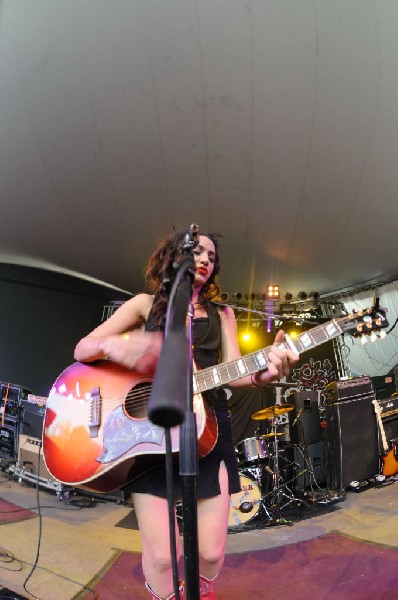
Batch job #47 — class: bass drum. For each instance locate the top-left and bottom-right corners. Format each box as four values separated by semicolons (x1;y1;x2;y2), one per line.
228;472;261;529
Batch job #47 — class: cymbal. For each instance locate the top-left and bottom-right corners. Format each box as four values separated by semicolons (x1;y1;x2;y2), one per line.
261;432;287;438
251;403;295;420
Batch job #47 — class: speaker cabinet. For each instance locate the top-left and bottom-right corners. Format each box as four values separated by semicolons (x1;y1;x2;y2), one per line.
383;417;398;443
325;395;379;491
293;442;326;491
18;434;54;481
371;375;396;400
20;401;45;439
289;391;322;446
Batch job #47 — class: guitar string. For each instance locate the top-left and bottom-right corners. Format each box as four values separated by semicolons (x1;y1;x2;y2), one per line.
94;313;382;412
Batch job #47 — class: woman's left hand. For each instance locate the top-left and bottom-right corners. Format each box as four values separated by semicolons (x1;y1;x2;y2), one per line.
251;329;299;386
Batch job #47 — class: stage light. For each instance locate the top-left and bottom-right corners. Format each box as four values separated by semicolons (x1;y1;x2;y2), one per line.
266;284;280;300
233;291;243;301
284;292;293;302
220;292;229;301
298;291;307;301
309;291;320;301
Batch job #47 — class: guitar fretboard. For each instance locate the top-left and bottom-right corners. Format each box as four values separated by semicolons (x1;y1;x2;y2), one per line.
193;318;344;394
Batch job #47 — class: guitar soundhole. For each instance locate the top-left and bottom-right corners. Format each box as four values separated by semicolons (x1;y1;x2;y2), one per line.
124;382;152;419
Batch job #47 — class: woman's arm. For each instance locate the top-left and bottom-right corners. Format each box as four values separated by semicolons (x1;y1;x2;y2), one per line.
74;293;162;373
219;306;298;387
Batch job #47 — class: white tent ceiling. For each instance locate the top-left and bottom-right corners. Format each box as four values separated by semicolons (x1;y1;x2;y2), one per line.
1;0;398;306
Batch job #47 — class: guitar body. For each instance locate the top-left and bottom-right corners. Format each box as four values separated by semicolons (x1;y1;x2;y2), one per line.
381;440;398;477
42;361;218;492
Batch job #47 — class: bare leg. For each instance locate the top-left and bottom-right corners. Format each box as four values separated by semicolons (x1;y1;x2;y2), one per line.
132;492;182;599
197;461;230;580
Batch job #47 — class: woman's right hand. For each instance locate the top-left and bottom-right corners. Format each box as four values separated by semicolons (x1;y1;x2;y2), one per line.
98;330;163;373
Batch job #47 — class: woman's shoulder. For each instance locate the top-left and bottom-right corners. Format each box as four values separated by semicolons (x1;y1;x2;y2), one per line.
117;293;154;320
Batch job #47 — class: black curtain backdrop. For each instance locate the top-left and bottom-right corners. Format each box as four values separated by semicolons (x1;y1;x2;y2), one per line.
0;264;131;396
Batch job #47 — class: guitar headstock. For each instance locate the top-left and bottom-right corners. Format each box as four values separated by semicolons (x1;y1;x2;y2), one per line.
341;304;389;344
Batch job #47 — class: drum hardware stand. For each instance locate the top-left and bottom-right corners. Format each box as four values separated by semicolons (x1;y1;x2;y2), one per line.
265;418;304;513
251;402;305;523
249;462;276;522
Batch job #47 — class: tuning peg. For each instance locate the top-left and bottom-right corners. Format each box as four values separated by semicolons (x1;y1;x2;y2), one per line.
361;334;369;345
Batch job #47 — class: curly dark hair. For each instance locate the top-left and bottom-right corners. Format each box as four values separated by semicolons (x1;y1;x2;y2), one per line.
144;228;221;326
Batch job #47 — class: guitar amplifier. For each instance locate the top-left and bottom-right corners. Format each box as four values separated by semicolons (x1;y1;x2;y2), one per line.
379;395;398;442
20;401;46;439
379;395;398;421
18;434;55;482
325;376;374;405
371;375;396;400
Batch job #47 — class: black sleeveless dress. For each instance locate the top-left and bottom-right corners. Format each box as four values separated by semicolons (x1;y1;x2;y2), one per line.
124;301;241;499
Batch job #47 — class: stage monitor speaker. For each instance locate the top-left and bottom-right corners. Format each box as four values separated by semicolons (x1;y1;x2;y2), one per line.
325;395;379;491
18;434;54;482
289;391;322;446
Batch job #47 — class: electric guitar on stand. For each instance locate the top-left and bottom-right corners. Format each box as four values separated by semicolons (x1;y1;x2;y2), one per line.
42;304;389;493
372;398;398;477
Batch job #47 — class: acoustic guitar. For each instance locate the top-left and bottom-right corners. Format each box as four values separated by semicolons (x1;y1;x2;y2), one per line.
42;304;388;492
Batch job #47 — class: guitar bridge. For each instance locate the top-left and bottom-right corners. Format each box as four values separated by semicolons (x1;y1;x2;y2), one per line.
89;386;101;438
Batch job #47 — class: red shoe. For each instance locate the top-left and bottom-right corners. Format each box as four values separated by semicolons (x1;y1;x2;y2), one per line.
199;574;218;599
145;580;185;600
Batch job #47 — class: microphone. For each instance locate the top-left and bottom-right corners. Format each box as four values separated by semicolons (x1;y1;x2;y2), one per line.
292;407;303;427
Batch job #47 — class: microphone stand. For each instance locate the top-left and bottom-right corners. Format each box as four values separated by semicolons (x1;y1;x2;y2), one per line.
148;227;200;600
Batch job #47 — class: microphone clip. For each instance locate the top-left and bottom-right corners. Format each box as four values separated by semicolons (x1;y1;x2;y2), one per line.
182;224;199;251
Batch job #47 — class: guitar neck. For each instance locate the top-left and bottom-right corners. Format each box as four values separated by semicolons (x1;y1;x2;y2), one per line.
372;399;389;453
193;317;344;394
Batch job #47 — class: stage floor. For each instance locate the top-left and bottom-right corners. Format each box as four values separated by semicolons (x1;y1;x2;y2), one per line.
0;469;397;599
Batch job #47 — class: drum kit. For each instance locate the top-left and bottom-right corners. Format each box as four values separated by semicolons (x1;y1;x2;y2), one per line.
229;396;308;530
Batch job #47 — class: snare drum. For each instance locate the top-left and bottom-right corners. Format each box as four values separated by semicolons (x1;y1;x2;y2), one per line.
235;436;269;466
228;473;261;529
